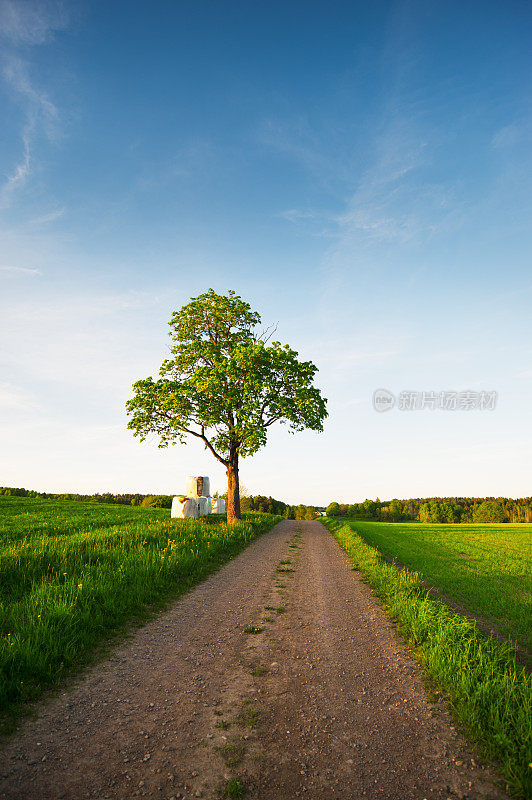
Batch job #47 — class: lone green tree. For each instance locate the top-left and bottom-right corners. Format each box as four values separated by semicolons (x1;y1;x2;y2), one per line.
126;289;328;522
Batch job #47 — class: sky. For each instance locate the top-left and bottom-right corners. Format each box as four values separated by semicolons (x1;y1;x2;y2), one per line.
1;0;531;505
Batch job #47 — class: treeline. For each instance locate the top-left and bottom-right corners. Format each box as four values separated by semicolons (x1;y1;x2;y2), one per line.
325;497;532;523
0;487;172;507
0;487;319;518
240;495;319;519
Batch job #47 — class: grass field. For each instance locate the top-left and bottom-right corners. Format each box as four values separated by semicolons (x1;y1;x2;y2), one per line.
323;518;532;799
334;520;532;654
0;497;281;728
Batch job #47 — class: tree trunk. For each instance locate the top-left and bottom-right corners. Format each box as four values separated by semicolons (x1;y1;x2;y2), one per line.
226;454;241;523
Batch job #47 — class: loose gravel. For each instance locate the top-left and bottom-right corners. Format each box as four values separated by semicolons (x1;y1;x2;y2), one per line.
0;521;509;800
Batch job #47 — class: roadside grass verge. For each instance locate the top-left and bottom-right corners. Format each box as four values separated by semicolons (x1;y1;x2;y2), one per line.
338;520;532;654
323;519;532;799
0;497;281;730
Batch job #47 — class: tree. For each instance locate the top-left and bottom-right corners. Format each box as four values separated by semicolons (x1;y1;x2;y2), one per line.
389;499;403;521
326;501;340;517
363;499;376;518
126;289;327;522
472;500;507;523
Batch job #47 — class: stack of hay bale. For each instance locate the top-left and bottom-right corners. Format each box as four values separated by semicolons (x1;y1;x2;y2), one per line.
171;476;225;518
212;497;225;513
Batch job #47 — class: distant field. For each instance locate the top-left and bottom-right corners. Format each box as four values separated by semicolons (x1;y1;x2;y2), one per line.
0;497;280;726
331;520;532;655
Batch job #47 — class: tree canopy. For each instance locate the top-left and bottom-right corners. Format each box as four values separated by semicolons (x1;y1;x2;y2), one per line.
126;289;328;520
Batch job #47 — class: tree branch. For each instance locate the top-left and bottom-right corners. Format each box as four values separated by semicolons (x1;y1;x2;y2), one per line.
264;415;281;427
256;322;278;344
183;425;228;466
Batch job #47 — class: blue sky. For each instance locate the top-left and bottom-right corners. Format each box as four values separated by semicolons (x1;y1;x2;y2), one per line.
1;0;531;504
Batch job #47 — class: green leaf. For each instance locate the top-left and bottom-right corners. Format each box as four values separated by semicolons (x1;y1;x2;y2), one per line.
125;289;328;464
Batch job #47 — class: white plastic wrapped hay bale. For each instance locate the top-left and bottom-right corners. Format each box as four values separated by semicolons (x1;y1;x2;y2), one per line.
197;496;212;516
185;476;210;497
171;495;199;519
212;498;225;514
171;495;185;518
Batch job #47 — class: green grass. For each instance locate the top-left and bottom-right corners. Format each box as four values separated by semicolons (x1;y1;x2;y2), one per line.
219;742;245;768
323;519;532;799
336;520;532;653
235;701;261;727
222;777;247;798
0;496;281;728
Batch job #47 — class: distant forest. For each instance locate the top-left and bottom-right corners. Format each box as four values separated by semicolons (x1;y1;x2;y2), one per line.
3;487;532;523
0;487;317;519
0;486;171;507
325;497;532;523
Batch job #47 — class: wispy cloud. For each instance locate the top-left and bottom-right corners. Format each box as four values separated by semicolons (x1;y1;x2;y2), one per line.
2;55;58;126
308;331;406;378
0;120;33;206
257;116;333;177
0;289;164;397
491;121;532;150
0;382;40;412
0;265;42;275
0;0;69;44
279;209;320;224
29;206;65;225
0;1;70;207
277;208;338;239
323;346;403;376
134;139;220;194
260;18;464;254
256;115;354;198
333;97;466;248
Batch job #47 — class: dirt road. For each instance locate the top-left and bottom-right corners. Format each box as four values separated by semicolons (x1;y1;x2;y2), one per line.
0;521;508;800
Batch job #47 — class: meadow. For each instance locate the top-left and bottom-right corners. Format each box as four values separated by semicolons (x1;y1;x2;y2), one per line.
0;497;280;728
323;518;532;798
335;520;532;654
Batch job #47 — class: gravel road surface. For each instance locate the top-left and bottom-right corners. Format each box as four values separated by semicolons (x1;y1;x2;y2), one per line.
0;520;508;800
